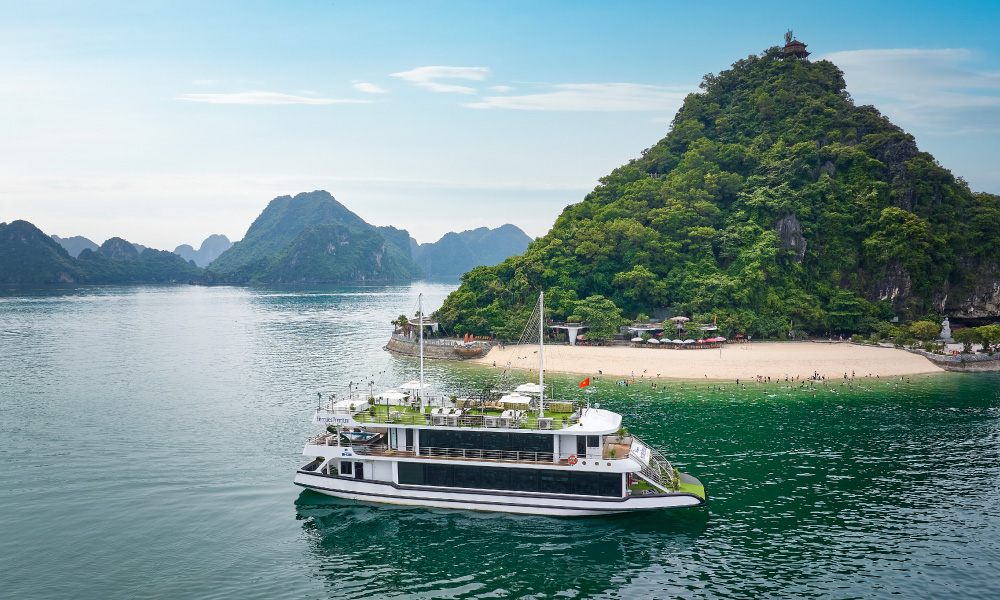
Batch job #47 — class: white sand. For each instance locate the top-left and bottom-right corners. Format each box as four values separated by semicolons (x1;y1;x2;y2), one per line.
471;342;943;381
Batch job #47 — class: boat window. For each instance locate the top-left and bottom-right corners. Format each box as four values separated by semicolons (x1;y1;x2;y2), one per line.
420;430;552;454
340;461;353;475
396;463;622;497
587;435;600;448
576;436;586;455
354;462;364;480
398;462;423;485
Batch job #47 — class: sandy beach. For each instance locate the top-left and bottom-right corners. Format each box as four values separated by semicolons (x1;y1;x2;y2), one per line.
472;341;943;381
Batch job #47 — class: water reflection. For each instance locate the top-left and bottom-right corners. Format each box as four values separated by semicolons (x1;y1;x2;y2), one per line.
295;491;710;599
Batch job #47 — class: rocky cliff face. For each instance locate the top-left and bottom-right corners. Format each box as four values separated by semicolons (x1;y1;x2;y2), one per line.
939;263;1000;323
775;213;806;263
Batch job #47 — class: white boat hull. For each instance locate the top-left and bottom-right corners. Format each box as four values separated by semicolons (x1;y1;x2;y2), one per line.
294;470;704;516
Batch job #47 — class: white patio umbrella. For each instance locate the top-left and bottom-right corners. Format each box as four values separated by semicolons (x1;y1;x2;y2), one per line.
631;337;644;342
376;390;406;401
499;393;532;407
515;383;546;394
683;339;696;344
672;339;684;344
646;338;660;344
399;380;431;390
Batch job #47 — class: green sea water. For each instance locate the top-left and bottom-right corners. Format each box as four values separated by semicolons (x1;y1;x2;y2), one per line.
1;284;998;599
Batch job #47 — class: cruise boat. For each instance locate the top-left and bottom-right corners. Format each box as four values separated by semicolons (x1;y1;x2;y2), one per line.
293;293;707;516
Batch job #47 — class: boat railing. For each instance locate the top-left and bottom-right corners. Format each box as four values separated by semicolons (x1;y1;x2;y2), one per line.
307;432;341;446
347;409;576;431
352;444;556;464
631;436;679;492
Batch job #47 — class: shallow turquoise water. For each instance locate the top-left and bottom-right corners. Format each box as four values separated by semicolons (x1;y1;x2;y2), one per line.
1;284;998;599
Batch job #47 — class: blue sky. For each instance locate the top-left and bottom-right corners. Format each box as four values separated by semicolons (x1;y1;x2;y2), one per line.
2;0;998;250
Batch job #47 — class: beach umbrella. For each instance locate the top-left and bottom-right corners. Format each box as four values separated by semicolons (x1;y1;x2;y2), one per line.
717;337;727;341
631;337;644;342
697;339;705;343
684;339;695;344
672;339;683;344
646;338;660;344
670;316;690;322
376;390;406;401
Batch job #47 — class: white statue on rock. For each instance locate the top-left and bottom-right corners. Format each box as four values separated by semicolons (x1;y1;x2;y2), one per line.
940;316;954;343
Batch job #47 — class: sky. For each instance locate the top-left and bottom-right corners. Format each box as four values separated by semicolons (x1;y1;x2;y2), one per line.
2;0;999;250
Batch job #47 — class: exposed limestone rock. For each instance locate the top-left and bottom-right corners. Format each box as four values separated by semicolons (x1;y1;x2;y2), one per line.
871;261;912;303
941;264;1000;321
775;213;806;263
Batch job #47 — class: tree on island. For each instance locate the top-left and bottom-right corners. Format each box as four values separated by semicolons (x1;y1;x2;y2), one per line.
978;325;1000;352
910;321;940;343
952;328;977;353
569;295;627;342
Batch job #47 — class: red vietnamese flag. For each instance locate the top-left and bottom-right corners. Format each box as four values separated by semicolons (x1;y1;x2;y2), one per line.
579;378;590;388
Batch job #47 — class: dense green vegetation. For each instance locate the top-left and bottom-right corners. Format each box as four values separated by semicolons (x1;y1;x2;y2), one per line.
1;220;203;284
209;190;374;274
205;223;421;284
437;46;1000;340
204;191;422;283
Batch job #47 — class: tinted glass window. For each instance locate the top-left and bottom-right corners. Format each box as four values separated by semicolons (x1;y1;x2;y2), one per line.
397;462;423;485
340;461;353;475
397;463;621;497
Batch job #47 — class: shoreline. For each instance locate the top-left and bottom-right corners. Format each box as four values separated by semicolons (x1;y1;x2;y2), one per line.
470;341;944;381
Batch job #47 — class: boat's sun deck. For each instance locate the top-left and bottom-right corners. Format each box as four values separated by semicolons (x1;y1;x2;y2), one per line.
342;403;579;431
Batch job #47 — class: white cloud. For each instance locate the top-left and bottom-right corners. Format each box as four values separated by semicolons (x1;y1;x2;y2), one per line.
177;92;372;105
390;66;490;94
466;83;690;112
488;85;514;92
822;48;1000;134
353;81;388;94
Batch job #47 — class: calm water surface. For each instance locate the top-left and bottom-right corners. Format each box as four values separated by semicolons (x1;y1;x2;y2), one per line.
1;284;998;599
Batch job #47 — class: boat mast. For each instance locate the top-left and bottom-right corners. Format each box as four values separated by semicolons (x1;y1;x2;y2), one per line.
418;292;424;411
538;291;544;418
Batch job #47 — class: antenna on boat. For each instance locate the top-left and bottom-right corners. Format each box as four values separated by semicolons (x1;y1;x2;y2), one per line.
419;292;425;412
538;291;544;418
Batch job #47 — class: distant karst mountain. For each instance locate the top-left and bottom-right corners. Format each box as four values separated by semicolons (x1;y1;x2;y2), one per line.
205;190;422;283
51;234;98;257
1;221;203;284
97;237;141;261
3;221;80;284
411;224;532;277
174;234;233;268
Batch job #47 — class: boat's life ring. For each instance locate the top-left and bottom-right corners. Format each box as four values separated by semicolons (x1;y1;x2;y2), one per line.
568;455;578;465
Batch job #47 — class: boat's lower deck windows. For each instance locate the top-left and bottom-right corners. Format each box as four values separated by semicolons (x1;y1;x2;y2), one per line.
398;462;621;497
340;461;353;475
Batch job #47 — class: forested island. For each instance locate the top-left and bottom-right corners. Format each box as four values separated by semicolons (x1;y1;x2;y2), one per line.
436;41;1000;341
1;192;531;285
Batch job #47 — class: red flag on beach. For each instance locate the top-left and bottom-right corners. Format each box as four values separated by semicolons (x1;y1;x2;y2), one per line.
579;378;590;388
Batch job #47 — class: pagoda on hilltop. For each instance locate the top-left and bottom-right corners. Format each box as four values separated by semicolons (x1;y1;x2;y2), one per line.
782;30;810;58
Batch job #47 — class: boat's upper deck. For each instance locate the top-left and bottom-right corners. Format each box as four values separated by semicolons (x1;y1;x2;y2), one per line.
312;399;621;435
